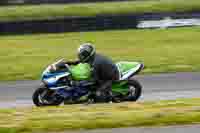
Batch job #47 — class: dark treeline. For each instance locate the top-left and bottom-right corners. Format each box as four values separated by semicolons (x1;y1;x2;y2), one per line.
1;12;200;35
0;0;132;5
0;15;138;34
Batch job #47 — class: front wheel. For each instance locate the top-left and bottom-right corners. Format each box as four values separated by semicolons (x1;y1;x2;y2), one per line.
32;84;64;106
125;79;142;101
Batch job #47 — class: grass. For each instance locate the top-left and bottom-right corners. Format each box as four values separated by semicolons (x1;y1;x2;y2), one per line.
1;0;200;22
1;27;200;81
0;98;200;133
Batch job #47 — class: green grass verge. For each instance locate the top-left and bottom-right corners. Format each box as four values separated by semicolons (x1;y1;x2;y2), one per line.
1;98;200;133
1;0;200;22
1;27;200;81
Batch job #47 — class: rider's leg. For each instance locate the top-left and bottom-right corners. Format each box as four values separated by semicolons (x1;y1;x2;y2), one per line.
95;69;120;103
95;80;112;103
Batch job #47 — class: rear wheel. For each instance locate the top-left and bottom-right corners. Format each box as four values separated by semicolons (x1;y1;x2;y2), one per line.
125;79;142;101
32;84;63;106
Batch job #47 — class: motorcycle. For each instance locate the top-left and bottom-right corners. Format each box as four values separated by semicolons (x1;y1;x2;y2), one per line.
32;59;144;106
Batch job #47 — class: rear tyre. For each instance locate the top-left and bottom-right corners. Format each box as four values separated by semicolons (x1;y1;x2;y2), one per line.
125;79;142;101
32;84;63;106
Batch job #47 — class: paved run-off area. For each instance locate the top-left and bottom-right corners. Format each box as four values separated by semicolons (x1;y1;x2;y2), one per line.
0;72;200;108
64;125;200;133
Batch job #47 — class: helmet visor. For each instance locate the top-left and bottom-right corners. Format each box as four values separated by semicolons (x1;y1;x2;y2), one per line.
78;50;90;62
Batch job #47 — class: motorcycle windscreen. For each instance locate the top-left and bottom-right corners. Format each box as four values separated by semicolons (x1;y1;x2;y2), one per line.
70;63;92;80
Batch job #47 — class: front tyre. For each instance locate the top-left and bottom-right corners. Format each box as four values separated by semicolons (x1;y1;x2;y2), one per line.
32;84;63;106
125;79;142;101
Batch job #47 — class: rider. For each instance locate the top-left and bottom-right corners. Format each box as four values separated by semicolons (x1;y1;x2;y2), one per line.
65;43;120;103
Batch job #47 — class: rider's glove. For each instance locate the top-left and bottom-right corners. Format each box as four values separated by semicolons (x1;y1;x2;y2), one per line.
49;64;57;72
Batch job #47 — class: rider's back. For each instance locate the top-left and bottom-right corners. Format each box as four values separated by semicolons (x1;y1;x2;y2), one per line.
92;53;119;83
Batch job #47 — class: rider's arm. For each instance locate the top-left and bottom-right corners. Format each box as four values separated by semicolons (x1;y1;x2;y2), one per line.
63;60;80;65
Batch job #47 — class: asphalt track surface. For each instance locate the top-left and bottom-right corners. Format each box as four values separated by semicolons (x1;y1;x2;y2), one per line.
0;72;200;132
0;72;200;108
66;125;200;133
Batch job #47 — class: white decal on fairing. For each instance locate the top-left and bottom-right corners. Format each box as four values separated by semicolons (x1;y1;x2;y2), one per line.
46;72;70;84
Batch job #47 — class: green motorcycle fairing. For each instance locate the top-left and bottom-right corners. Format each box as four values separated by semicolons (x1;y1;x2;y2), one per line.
116;61;141;79
70;63;92;81
69;61;141;95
